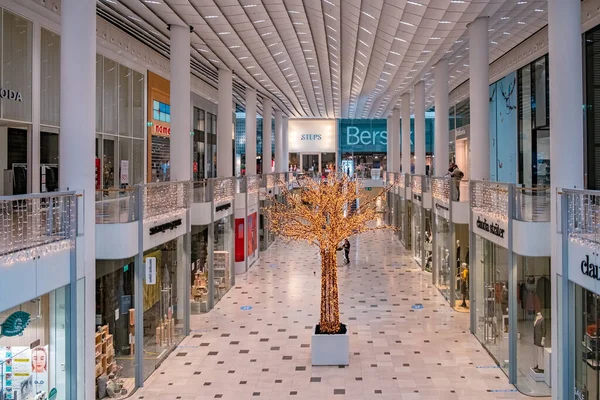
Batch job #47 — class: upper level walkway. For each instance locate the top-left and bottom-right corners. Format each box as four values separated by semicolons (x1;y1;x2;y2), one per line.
133;227;533;400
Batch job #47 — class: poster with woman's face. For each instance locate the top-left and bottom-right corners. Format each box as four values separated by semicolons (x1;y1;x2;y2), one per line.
0;346;48;400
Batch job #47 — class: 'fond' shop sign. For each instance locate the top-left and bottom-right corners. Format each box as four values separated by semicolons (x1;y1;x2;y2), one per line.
472;212;508;248
288;119;336;153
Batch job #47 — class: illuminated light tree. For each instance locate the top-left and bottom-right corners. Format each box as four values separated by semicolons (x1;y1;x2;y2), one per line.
264;174;393;334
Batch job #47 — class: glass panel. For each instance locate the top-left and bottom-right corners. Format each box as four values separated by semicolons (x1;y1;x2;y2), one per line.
213;217;233;304
118;137;131;188
2;10;32;122
96;55;103;132
191;227;209;315
515;256;552;396
194;108;205;132
103;58;118;134
95;259;135;394
412;206;422;264
6;128;28;195
321;153;335;177
40;131;59;192
519;65;533;186
455;99;470;129
454;223;470;310
118;65;132;136
40;29;60;126
142;241;185;379
132;139;144;185
0;289;68;400
575;285;599;400
102;137;116;189
132;71;144;139
434;215;451;301
533;57;548;128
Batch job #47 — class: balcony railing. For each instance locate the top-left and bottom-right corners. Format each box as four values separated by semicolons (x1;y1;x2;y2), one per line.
431;177;451;205
142;181;191;222
470;180;509;221
193;180;208;203
95;188;137;224
565;189;600;249
411;175;423;195
247;175;261;195
210;177;235;204
0;191;77;259
513;185;551;222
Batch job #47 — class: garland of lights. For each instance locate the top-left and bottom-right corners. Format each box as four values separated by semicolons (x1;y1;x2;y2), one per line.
470;181;509;222
263;174;394;334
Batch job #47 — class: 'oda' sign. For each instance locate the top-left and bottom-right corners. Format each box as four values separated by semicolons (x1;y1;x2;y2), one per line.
0;88;22;102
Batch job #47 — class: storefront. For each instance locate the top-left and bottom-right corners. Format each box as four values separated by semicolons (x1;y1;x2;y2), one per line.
192;94;218;180
287;119;336;176
432;178;452;302
0;288;69;400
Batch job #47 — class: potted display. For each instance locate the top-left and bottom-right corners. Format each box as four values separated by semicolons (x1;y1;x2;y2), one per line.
264;174;391;365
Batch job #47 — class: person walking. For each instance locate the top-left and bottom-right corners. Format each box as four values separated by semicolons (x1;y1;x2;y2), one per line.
343;239;350;265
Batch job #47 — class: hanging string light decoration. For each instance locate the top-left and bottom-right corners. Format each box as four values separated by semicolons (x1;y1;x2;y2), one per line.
264;174;394;334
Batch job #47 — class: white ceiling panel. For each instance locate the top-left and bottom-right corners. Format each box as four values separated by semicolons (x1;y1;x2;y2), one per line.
98;0;548;118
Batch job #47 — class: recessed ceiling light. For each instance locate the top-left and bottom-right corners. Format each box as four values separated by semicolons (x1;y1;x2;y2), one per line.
407;1;424;6
325;13;337;20
204;15;218;19
491;41;498;44
430;37;441;40
423;50;431;53
501;16;509;20
518;1;527;4
253;20;265;24
303;49;312;52
293;22;304;25
244;4;257;8
518;21;526;25
503;32;510;35
323;0;335;6
385;62;396;67
261;32;272;36
362;11;375;19
273;51;283;56
247;65;255;69
218;31;231;35
143;0;161;4
268;42;278;47
128;16;142;22
535;9;544;12
209;59;219;63
439;21;451;24
278;59;287;64
358;39;369;47
400;21;415;27
360;27;372;34
390;51;401;56
229;45;240;49
198;48;209;53
288;10;300;14
298;32;307;35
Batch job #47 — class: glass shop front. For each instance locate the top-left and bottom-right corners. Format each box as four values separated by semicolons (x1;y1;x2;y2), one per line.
472;235;551;396
0;287;69;400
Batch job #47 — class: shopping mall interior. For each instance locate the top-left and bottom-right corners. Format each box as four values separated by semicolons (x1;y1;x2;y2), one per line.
0;0;598;399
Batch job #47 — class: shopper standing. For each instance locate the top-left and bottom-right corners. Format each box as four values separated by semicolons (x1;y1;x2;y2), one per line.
448;163;464;201
343;239;350;265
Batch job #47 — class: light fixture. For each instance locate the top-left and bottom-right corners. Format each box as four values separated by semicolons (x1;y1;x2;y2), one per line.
244;4;257;8
204;15;218;19
358;39;369;47
253;19;265;24
360;26;372;34
400;21;415;27
218;31;231;35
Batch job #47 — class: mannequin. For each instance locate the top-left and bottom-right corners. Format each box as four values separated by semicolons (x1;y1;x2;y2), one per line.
533;312;546;372
460;263;469;308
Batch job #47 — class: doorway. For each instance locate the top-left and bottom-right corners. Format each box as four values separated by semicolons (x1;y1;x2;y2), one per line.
301;153;320;176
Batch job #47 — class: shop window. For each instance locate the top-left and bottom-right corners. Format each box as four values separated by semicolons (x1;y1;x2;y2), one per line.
455;99;470;129
103;58;118;134
40;28;60;127
132;71;144;139
575;286;600;400
2;10;33;122
0;288;68;400
96;55;104;132
191;227;209;315
586;26;600;189
40;131;59;193
6;128;27;195
118;65;132;137
95;259;135;396
142;241;186;380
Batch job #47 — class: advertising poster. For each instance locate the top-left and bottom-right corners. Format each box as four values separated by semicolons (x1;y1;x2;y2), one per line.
0;346;48;400
235;218;245;262
247;212;258;258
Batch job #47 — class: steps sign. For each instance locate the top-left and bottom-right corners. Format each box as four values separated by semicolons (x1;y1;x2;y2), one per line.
146;257;157;285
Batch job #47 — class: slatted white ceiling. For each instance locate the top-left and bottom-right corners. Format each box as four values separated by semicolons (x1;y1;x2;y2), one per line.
98;0;548;118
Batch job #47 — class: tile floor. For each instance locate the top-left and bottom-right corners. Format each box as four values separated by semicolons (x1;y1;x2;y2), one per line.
135;229;539;400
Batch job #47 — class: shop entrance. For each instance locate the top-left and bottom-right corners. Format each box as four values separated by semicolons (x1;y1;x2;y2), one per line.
0;125;32;196
301;153;320;176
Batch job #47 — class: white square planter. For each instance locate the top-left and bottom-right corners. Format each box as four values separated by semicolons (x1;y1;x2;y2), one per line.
311;325;349;366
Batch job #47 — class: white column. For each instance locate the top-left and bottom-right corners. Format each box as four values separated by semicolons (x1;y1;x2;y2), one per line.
60;0;95;398
434;58;449;177
31;21;41;193
170;25;191;181
282;116;289;171
386;115;394;172
548;0;584;397
414;81;426;175
245;88;257;175
392;107;401;172
469;17;490;181
217;69;233;177
262;98;273;173
274;109;284;172
401;93;411;174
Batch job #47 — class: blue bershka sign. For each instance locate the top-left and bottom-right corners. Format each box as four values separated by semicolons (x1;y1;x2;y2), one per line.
339;119;388;153
338;117;434;154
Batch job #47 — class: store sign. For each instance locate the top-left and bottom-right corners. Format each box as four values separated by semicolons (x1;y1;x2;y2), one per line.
472;212;508;248
120;160;129;184
1;311;31;337
288;119;336;153
0;88;22;102
580;255;600;281
149;218;182;235
145;257;157;285
339;119;388;153
154;125;171;136
434;201;450;219
48;388;57;400
215;203;232;213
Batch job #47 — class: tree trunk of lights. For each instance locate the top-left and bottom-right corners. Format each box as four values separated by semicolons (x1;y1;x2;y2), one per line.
319;248;340;333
